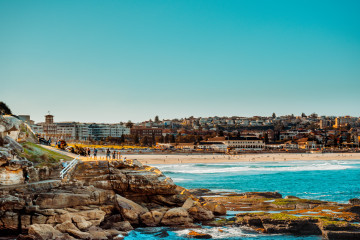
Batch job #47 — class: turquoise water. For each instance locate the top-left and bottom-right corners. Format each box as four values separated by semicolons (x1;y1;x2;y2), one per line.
155;160;360;203
124;160;360;239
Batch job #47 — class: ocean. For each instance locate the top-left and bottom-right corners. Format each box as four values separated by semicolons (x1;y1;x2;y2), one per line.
124;159;360;239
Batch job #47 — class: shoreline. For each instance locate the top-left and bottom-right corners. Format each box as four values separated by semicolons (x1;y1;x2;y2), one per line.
121;152;360;164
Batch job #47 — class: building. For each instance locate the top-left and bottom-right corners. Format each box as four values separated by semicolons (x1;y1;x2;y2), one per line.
199;136;265;151
31;114;130;141
130;127;163;137
41;114;57;137
88;123;130;140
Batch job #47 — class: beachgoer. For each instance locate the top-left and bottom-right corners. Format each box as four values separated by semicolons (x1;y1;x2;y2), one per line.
94;148;98;159
106;149;111;160
112;151;116;160
87;148;91;157
61;160;66;169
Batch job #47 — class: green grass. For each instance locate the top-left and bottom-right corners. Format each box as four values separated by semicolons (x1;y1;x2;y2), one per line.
21;142;72;166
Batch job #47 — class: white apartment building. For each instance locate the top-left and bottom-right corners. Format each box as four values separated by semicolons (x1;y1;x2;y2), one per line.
31;117;130;141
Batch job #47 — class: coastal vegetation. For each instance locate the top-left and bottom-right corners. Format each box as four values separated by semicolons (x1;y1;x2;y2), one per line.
21;142;72;166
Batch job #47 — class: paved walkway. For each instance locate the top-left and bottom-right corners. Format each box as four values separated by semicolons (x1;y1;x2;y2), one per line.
40;144;124;162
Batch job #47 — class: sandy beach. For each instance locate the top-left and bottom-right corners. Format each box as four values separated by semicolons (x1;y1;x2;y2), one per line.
121;152;360;165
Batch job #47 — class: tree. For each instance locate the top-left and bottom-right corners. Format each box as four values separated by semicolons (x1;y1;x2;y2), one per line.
263;133;269;143
140;136;149;146
126;121;134;128
0;102;12;115
154;116;160;123
301;113;307;118
120;134;125;144
272;113;276;118
218;130;224;137
133;134;139;144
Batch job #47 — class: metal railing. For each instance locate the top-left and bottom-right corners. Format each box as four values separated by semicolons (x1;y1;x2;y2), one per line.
60;155;80;179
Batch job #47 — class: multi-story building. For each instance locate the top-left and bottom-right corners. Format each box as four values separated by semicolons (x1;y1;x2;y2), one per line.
130;127;163;137
201;136;265;151
31;115;129;141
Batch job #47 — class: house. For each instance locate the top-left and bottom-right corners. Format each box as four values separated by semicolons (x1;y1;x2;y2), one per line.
283;140;298;149
297;138;318;149
175;143;196;151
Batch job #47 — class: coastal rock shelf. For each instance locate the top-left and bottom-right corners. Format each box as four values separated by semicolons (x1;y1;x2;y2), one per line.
0;159;225;240
201;191;360;240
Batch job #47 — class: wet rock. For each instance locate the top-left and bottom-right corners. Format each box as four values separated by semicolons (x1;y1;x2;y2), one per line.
323;230;360;240
349;198;360;205
187;230;212;239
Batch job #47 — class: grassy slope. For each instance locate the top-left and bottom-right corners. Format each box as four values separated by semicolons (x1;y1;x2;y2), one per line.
21;142;72;167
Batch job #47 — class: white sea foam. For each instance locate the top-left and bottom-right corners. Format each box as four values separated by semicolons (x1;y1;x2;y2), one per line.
156;162;354;174
171;178;192;182
175;226;258;239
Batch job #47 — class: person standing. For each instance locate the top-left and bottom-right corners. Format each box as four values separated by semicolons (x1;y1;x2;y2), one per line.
94;148;98;160
106;149;110;160
112;151;116;160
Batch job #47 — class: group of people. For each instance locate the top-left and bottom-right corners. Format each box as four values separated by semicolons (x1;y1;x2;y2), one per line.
85;148;123;161
105;148;123;160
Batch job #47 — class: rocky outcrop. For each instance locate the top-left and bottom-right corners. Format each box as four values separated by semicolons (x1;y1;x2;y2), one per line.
0;116;34;186
0;116;224;239
0;159;224;239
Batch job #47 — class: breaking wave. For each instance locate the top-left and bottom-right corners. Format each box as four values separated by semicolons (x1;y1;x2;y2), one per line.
156;162;354;174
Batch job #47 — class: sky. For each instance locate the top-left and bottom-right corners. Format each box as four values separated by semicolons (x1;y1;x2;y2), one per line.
0;0;359;123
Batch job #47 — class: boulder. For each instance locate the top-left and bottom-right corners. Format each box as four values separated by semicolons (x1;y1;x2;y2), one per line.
116;195;148;224
112;221;134;231
161;207;192;226
202;202;227;215
188;205;214;221
349;198;360;205
182;198;196;210
72;215;93;230
54;221;79;233
28;224;63;240
140;210;165;226
88;227;108;240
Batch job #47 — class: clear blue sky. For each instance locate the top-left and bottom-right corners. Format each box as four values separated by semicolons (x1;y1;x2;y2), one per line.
1;0;359;123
